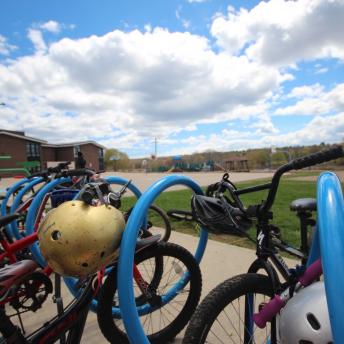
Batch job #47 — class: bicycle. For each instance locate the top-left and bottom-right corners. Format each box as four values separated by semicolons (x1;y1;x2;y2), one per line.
0;212;164;343
97;241;202;343
1;162;76;240
183;145;343;343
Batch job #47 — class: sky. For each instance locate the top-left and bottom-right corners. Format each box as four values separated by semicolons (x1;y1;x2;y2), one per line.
0;0;343;158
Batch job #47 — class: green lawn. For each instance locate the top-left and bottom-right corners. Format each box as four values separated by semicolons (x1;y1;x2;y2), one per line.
120;177;322;250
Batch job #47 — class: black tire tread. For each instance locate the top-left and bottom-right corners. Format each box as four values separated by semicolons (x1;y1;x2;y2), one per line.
97;242;202;344
149;204;172;242
183;273;273;344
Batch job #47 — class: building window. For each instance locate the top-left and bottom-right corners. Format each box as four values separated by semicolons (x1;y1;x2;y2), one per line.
26;142;40;160
26;141;41;172
74;145;81;157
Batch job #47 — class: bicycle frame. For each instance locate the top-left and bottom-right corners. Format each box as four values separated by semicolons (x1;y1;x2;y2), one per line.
0;239;162;342
0;275;98;344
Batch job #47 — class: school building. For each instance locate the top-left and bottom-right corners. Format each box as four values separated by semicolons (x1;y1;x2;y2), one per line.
0;129;105;172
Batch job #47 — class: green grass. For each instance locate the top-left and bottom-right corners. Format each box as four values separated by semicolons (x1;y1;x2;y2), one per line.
285;170;321;179
119;178;325;249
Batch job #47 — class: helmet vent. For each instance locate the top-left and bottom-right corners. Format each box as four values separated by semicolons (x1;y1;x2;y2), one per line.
82;262;88;267
51;230;61;241
306;313;320;330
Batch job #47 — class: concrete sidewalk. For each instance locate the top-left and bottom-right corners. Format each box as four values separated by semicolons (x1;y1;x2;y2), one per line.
0;171;274;193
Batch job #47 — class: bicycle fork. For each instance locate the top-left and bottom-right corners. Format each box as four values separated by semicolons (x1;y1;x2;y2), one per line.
132;264;162;307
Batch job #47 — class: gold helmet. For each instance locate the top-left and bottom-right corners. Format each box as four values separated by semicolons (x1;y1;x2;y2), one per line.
38;200;125;277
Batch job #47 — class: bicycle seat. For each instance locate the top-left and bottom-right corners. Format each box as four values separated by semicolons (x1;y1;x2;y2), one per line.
0;214;20;228
0;260;38;296
290;198;317;212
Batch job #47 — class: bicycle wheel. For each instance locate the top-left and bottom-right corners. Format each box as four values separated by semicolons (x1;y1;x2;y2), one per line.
97;242;202;343
183;273;274;344
167;209;194;221
136;204;172;242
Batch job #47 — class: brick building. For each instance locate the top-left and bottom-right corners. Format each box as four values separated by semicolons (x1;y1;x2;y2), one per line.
0;130;105;172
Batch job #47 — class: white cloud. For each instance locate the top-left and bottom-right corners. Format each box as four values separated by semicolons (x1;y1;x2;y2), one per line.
251;114;279;135
144;24;152;33
27;29;47;52
315;67;328;74
0;35;17;56
287;83;324;99
0;27;287;150
211;0;344;66
39;20;61;33
188;0;207;3
175;7;191;30
276;83;344;115
159;111;344;156
264;112;344;147
1;10;343;158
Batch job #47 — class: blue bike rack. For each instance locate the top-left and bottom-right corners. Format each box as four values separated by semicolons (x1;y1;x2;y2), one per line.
117;175;208;344
25;177;71;267
10;177;44;239
24;175;143;313
313;172;344;342
1;178;31;238
63;176;143;312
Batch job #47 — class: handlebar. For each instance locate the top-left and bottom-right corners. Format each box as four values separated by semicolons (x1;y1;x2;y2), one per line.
28;161;71;179
55;168;96;178
49;161;71;173
214;145;344;218
285;146;343;171
261;145;343;214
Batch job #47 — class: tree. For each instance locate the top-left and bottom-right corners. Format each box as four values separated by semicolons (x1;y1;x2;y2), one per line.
104;148;130;171
246;149;270;169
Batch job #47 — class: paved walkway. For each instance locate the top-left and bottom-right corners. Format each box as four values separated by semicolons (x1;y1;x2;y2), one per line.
0;171;274;193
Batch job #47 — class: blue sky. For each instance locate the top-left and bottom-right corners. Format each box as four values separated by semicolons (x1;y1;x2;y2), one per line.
0;0;344;158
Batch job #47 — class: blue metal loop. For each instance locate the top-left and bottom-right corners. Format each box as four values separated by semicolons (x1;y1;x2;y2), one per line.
117;175;208;344
10;177;44;239
1;178;31;238
63;176;143;312
316;171;344;342
25;177;71;267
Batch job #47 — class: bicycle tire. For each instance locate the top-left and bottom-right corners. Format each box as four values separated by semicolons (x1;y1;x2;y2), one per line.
97;242;202;343
167;209;194;221
183;273;274;344
134;204;172;242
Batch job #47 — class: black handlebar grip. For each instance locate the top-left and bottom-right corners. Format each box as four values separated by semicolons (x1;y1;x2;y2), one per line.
58;168;95;178
57;161;71;169
288;145;344;171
